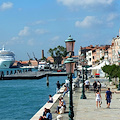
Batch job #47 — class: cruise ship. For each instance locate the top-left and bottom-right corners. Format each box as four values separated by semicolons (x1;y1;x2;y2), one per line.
0;46;15;68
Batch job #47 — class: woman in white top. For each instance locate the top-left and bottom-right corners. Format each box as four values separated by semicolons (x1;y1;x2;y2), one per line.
95;90;102;108
48;95;53;103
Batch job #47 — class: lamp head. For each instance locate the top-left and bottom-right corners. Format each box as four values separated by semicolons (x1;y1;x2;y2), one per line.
64;58;75;74
65;35;75;53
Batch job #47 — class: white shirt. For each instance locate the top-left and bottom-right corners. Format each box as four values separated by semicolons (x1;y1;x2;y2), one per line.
85;80;90;85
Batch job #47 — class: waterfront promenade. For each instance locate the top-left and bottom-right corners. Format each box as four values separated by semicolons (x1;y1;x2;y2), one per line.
31;78;120;120
49;79;120;120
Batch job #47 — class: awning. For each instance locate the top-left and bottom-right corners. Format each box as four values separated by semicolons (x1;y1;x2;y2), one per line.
95;73;100;76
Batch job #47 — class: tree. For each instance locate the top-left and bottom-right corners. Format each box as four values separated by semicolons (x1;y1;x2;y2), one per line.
102;64;120;83
48;45;67;67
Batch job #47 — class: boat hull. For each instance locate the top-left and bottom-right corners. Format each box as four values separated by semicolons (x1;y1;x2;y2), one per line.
0;60;15;68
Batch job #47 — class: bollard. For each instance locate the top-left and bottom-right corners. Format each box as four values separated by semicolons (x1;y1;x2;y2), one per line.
46;74;49;86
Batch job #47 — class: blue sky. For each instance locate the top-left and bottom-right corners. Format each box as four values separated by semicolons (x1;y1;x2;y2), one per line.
0;0;120;60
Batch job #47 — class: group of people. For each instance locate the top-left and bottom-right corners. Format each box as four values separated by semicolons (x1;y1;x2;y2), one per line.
93;80;112;109
55;97;66;114
39;80;67;120
93;80;101;92
56;80;69;97
39;108;52;120
95;87;112;109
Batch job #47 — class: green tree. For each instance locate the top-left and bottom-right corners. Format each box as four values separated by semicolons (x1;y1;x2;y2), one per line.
102;64;120;83
48;45;67;67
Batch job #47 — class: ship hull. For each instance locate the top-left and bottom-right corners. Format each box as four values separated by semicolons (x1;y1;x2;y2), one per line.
0;60;15;68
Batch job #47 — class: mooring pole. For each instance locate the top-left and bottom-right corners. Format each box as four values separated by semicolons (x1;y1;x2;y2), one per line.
46;74;49;86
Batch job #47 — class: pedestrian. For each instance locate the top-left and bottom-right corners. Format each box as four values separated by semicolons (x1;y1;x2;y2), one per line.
62;85;69;97
105;88;112;108
97;81;101;92
93;81;97;92
95;90;102;108
56;81;60;93
47;95;53;103
85;80;90;91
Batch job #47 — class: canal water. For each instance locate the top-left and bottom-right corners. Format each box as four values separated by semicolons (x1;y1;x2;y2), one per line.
0;74;67;120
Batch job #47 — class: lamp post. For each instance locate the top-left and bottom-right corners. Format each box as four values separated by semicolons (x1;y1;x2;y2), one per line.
64;35;75;120
80;54;87;99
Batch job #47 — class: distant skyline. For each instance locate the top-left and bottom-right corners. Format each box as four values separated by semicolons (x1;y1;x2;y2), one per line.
0;0;120;60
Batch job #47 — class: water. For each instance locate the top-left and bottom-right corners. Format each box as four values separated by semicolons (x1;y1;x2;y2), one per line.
0;69;67;120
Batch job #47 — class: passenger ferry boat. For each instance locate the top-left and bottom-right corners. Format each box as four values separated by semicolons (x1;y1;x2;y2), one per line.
0;46;15;68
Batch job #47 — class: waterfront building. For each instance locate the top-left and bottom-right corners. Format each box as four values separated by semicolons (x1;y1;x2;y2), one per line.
79;45;110;67
111;33;120;65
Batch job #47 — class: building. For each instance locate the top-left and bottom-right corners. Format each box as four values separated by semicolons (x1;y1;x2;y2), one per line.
79;45;110;67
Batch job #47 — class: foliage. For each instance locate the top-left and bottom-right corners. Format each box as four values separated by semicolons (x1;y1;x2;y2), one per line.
48;45;67;66
48;45;67;58
102;64;120;79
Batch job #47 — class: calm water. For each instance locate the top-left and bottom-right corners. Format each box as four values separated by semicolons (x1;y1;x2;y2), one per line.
0;69;67;120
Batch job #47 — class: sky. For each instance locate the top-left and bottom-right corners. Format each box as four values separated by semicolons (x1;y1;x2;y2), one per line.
0;0;120;61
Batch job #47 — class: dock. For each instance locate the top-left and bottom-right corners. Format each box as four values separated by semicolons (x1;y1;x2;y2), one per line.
0;71;67;80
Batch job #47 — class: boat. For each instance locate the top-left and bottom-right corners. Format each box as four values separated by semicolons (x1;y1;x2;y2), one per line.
38;61;50;71
0;46;15;68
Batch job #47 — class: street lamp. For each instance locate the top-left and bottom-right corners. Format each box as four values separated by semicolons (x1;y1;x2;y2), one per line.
80;54;87;99
64;35;75;120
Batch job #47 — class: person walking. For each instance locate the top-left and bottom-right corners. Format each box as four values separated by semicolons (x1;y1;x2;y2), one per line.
93;81;97;93
97;81;101;92
95;90;102;108
85;80;90;91
105;88;112;108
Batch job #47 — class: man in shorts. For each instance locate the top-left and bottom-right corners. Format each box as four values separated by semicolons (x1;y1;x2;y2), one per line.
85;80;90;91
105;88;112;108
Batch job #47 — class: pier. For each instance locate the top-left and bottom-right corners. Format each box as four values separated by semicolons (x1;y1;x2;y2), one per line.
0;70;67;80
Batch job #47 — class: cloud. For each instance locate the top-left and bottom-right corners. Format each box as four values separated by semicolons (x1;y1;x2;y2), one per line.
75;16;102;28
57;0;114;8
51;36;60;41
35;29;48;35
107;13;118;21
27;39;34;46
0;2;13;11
18;26;30;36
32;20;45;25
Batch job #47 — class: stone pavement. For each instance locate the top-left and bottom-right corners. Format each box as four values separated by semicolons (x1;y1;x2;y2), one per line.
51;83;120;120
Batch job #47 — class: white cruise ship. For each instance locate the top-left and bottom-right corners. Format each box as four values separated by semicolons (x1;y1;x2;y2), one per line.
0;46;15;68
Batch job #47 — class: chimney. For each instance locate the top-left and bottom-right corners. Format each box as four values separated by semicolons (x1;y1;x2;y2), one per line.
42;50;44;59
